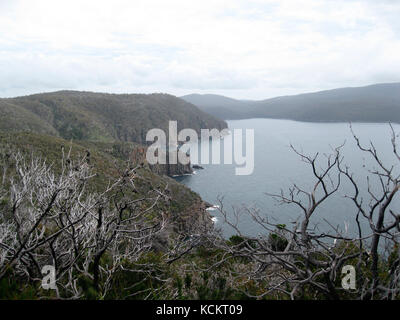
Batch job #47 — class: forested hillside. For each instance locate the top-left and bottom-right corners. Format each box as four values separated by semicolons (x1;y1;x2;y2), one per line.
0;91;227;300
0;89;218;235
0;91;227;144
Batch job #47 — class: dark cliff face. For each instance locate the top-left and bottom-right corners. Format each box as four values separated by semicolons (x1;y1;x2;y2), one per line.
129;145;193;176
151;161;193;176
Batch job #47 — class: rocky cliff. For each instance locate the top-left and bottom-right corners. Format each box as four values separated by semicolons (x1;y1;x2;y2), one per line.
130;145;193;177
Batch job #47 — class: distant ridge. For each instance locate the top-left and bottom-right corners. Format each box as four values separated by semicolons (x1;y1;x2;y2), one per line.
181;82;400;123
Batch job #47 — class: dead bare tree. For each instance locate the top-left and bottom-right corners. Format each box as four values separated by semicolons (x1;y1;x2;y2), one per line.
207;125;400;300
0;147;169;299
338;124;400;299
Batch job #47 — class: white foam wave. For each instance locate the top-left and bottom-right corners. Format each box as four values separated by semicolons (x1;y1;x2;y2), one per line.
206;205;220;211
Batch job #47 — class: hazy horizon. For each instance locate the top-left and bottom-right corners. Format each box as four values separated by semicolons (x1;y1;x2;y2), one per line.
2;80;400;102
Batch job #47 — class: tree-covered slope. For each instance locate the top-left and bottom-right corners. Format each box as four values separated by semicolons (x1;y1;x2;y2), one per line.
0;100;58;136
1;91;227;143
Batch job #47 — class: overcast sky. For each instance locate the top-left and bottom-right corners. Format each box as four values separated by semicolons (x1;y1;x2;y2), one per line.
1;0;400;99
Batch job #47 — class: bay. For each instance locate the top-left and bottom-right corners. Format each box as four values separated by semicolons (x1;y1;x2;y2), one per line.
175;119;400;239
